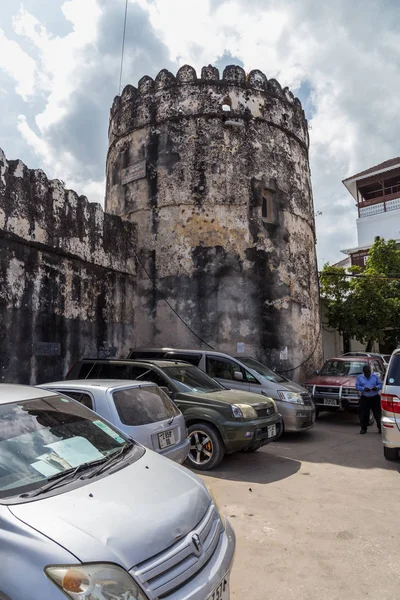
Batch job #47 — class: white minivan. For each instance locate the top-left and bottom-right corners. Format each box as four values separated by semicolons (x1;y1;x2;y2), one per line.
0;384;235;600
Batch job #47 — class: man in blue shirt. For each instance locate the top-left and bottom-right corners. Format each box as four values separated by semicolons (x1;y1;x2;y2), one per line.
356;364;382;434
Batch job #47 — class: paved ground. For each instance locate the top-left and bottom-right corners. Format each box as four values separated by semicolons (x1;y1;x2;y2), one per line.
201;412;400;600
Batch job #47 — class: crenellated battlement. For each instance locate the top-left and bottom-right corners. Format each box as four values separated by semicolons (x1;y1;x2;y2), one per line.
108;64;308;149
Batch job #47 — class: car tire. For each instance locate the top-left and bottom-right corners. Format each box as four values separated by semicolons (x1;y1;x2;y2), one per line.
315;408;320;420
384;446;399;461
241;443;262;453
368;410;375;426
186;423;225;471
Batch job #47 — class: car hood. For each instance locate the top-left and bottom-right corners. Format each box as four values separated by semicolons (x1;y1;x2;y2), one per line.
9;449;211;570
305;375;357;387
180;389;275;407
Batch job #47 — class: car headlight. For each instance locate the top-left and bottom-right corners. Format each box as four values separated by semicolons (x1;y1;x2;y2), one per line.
45;563;148;599
277;391;305;405
232;404;258;419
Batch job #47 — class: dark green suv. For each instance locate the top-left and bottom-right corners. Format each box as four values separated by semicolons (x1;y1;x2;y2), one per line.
66;359;283;470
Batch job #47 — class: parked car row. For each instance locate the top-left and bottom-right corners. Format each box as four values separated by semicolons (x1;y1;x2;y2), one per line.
65;357;284;470
2;343;397;599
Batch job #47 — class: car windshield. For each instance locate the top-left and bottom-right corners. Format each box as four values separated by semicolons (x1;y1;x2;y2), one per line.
163;366;224;393
320;360;366;377
0;394;140;500
236;356;287;383
112;386;180;426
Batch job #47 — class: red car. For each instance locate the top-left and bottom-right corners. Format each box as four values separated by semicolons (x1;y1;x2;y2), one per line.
304;356;385;415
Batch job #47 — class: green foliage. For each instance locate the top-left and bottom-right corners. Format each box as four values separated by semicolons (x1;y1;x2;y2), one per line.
320;238;400;349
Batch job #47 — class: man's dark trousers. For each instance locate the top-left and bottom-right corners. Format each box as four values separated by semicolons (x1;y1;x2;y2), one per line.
359;394;381;431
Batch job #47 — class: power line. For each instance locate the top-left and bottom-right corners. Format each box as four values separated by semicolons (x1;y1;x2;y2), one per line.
319;271;400;281
118;0;129;94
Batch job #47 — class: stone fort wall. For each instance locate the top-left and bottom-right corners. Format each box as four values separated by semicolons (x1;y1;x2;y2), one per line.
105;65;322;380
0;149;137;384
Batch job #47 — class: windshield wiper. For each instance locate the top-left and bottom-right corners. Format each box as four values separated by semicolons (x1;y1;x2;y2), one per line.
81;442;134;479
20;457;109;498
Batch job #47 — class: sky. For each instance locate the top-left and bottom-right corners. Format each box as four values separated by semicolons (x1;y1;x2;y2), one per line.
0;0;399;265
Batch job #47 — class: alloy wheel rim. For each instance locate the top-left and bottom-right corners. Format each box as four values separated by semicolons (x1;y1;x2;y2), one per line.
188;430;213;465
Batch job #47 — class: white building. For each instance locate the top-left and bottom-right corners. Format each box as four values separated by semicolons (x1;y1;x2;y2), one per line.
341;157;400;267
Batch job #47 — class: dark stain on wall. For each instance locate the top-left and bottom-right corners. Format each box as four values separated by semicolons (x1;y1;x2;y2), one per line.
0;149;137;385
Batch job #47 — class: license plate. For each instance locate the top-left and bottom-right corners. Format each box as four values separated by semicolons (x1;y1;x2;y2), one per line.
206;573;230;600
158;430;176;449
324;399;338;406
267;424;277;438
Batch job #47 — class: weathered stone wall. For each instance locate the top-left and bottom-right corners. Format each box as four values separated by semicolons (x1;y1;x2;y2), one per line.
0;149;137;384
105;64;322;380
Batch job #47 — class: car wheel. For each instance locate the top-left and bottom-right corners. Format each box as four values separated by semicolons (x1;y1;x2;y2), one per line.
186;423;224;471
315;408;320;420
384;446;399;461
368;410;375;426
241;443;262;453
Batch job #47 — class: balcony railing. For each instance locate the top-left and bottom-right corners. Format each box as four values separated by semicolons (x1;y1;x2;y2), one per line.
359;196;400;218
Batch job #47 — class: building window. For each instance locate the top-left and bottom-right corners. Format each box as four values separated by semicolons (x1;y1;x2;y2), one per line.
262;189;276;223
262;197;268;218
221;97;232;113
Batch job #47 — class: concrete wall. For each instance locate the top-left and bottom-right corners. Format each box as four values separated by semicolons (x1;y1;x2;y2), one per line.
0;149;137;384
357;209;400;247
105;65;322;381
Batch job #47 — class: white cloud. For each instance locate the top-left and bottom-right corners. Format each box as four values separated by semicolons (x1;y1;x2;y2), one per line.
12;1;102;132
0;29;36;99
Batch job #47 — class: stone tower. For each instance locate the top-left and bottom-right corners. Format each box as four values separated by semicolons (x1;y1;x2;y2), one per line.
105;64;321;379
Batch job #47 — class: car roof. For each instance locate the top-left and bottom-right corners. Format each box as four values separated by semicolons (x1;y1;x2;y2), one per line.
326;356;372;362
0;384;58;405
131;347;204;354
38;379;157;392
79;359;192;368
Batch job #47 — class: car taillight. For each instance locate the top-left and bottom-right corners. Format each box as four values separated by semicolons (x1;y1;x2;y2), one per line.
381;393;400;414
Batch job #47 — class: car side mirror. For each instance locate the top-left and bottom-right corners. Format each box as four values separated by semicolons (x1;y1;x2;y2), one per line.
313;370;319;376
160;386;173;398
233;371;244;382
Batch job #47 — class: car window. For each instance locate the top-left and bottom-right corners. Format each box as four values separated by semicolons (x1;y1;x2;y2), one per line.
386;354;400;385
97;364;131;379
207;357;241;380
320;360;366;376
207;357;257;383
371;361;379;375
166;353;202;366
0;394;140;500
132;367;168;388
112;386;180;426
62;391;93;410
76;363;101;379
163;365;224;393
237;356;287;383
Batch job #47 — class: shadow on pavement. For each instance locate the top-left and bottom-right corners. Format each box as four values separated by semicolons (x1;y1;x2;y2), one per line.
197;411;400;483
199;450;301;484
272;410;400;471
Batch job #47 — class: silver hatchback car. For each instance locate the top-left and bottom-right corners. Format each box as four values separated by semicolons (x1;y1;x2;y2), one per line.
0;384;235;600
40;380;190;464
